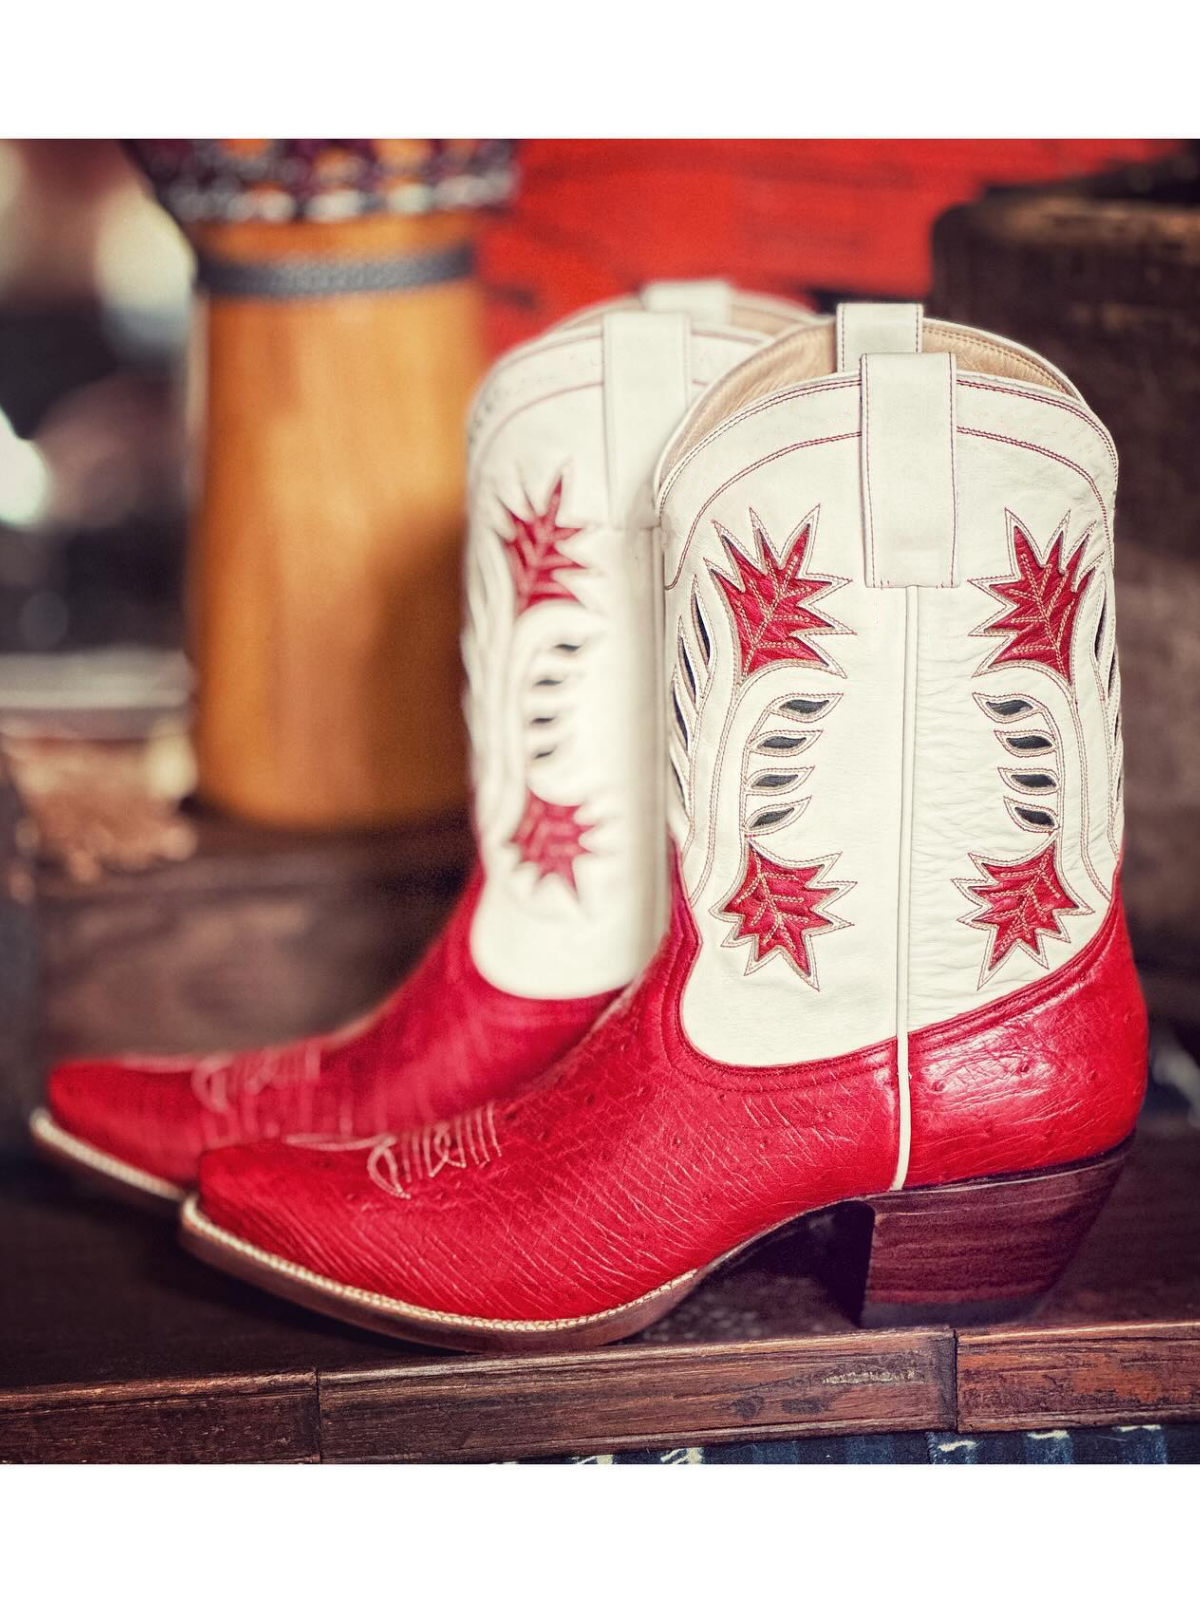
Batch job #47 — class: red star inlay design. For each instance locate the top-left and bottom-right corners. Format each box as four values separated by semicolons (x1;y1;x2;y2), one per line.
501;476;585;616
977;516;1094;684
509;789;593;892
710;511;845;680
959;841;1084;975
718;844;849;984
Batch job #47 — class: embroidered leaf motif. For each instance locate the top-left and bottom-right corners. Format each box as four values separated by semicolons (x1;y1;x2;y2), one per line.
710;513;843;679
978;519;1093;684
510;788;593;891
719;845;847;981
960;842;1083;972
501;477;585;616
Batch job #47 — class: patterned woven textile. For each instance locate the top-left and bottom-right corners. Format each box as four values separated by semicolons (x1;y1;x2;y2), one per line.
531;1423;1199;1465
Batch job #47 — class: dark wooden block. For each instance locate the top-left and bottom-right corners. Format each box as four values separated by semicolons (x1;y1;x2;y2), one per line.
319;1332;955;1464
957;1325;1200;1434
6;806;471;1135
0;1374;320;1465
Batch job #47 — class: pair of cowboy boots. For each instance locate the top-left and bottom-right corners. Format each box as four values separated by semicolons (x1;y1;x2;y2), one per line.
33;288;1147;1352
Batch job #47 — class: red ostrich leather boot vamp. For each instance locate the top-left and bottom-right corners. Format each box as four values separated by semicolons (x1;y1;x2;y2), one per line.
196;862;1144;1327
905;886;1147;1189
198;875;901;1322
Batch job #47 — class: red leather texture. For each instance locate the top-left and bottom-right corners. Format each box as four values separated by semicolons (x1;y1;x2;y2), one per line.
47;872;614;1187
905;887;1147;1188
199;860;1146;1323
199;871;899;1320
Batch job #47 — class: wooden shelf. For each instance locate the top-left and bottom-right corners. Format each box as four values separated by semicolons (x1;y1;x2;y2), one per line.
2;1119;1199;1462
3;804;1199;1462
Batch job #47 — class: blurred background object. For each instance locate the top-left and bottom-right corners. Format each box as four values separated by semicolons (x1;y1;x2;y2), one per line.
1;140;1173;676
0;139;190;658
478;139;1175;345
0;140;196;1063
932;143;1200;1021
130;138;511;829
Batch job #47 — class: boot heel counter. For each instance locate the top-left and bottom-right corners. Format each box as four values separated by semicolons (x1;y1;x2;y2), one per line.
905;889;1147;1189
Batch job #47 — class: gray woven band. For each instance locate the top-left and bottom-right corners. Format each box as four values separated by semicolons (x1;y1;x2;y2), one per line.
195;240;474;301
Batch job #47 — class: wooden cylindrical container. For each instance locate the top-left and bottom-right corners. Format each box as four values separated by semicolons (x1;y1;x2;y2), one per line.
134;140;512;829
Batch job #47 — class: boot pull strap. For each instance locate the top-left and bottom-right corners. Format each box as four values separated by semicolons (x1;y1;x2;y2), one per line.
839;302;960;590
639;279;732;325
601;310;692;532
836;301;924;368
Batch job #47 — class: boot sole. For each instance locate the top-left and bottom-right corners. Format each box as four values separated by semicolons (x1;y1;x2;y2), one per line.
29;1108;185;1215
178;1138;1129;1353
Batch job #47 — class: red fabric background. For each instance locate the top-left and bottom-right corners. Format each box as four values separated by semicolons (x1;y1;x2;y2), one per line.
479;139;1176;350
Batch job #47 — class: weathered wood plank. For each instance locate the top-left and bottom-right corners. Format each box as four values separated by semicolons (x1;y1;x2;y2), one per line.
958;1323;1200;1433
318;1331;956;1463
0;1373;320;1464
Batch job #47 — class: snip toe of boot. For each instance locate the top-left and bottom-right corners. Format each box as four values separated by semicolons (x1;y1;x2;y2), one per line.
45;1057;200;1188
195;1141;328;1273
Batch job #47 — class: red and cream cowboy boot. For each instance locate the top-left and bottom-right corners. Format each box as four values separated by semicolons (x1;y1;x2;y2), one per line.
33;283;814;1207
183;304;1146;1348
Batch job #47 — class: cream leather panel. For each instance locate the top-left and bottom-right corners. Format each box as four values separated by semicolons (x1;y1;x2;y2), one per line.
656;316;1083;507
861;351;959;589
657;324;1121;1061
464;303;787;1000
